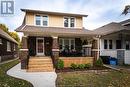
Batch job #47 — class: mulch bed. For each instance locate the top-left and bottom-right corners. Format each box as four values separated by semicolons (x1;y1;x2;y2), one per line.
56;66;110;73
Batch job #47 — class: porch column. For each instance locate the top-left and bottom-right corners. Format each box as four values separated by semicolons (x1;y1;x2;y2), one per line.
52;36;59;67
97;35;101;59
19;36;28;69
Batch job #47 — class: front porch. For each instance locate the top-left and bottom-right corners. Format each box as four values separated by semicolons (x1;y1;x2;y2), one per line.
27;36;94;57
19;30;98;71
100;29;130;65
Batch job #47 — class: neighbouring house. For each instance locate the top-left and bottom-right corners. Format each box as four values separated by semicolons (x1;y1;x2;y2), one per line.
0;29;18;62
94;19;130;65
16;9;99;72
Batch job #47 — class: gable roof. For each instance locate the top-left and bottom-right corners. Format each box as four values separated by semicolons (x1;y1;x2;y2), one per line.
0;29;18;44
93;22;125;35
21;9;88;17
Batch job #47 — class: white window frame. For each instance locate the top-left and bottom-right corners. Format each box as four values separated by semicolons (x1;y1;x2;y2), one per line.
35;15;49;27
35;15;42;26
63;17;76;28
59;38;75;51
0;38;2;44
7;41;11;52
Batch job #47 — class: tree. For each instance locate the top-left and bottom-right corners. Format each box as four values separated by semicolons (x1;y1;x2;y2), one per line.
0;24;9;34
122;5;130;15
0;23;20;43
9;32;20;43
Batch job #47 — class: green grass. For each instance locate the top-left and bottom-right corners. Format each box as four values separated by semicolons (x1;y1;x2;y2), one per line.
0;59;33;87
56;70;130;87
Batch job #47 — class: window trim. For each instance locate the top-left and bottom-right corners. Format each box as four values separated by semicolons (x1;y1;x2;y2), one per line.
0;38;2;44
35;14;49;27
7;41;11;52
63;16;76;28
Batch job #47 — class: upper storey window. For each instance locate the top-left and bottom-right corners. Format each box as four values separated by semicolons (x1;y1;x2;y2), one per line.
36;15;41;25
35;15;48;26
64;17;75;28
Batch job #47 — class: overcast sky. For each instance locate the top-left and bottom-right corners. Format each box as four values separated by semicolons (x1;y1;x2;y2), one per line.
0;0;130;33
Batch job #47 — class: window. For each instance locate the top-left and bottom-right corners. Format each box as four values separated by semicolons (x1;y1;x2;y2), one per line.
70;39;75;50
59;38;75;51
64;17;69;27
35;15;41;25
126;41;130;50
14;44;16;51
116;40;121;49
64;17;75;27
0;38;2;44
104;40;107;49
109;40;113;49
7;41;11;51
35;15;48;26
42;16;48;26
70;18;75;27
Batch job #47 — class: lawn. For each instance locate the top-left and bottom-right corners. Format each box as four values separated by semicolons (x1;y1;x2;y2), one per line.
0;59;33;87
56;70;130;87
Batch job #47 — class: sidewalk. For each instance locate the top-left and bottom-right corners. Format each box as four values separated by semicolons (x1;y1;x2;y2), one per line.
104;64;130;72
7;63;57;87
0;58;18;65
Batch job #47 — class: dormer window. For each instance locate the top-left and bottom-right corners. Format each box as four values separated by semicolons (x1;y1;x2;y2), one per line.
64;17;75;28
35;15;48;26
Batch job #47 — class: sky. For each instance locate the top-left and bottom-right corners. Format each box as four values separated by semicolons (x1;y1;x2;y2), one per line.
0;0;130;34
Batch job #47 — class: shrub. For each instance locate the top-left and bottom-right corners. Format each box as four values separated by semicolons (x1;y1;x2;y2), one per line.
78;64;85;69
95;58;103;67
84;64;91;69
70;63;78;69
56;59;64;69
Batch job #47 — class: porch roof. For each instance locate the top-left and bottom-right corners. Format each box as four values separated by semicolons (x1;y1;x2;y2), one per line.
93;22;127;36
15;25;96;36
0;29;18;44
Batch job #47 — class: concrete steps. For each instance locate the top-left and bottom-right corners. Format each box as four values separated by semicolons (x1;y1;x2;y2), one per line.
27;56;54;72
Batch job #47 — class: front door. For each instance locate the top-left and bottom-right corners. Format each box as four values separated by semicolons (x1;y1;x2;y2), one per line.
36;38;44;56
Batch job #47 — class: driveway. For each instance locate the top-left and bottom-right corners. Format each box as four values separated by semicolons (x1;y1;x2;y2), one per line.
7;63;57;87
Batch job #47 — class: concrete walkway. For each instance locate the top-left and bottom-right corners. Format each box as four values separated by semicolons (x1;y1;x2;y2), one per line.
104;64;130;72
0;58;18;65
7;63;57;87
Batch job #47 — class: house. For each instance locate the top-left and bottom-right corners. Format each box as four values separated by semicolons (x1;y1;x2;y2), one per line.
16;9;99;72
94;19;130;65
0;29;18;62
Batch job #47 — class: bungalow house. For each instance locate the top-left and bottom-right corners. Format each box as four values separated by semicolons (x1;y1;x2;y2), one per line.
94;19;130;65
16;9;98;72
16;8;130;72
0;29;18;62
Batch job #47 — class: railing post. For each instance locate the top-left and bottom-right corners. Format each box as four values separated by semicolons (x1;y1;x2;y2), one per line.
19;36;28;69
